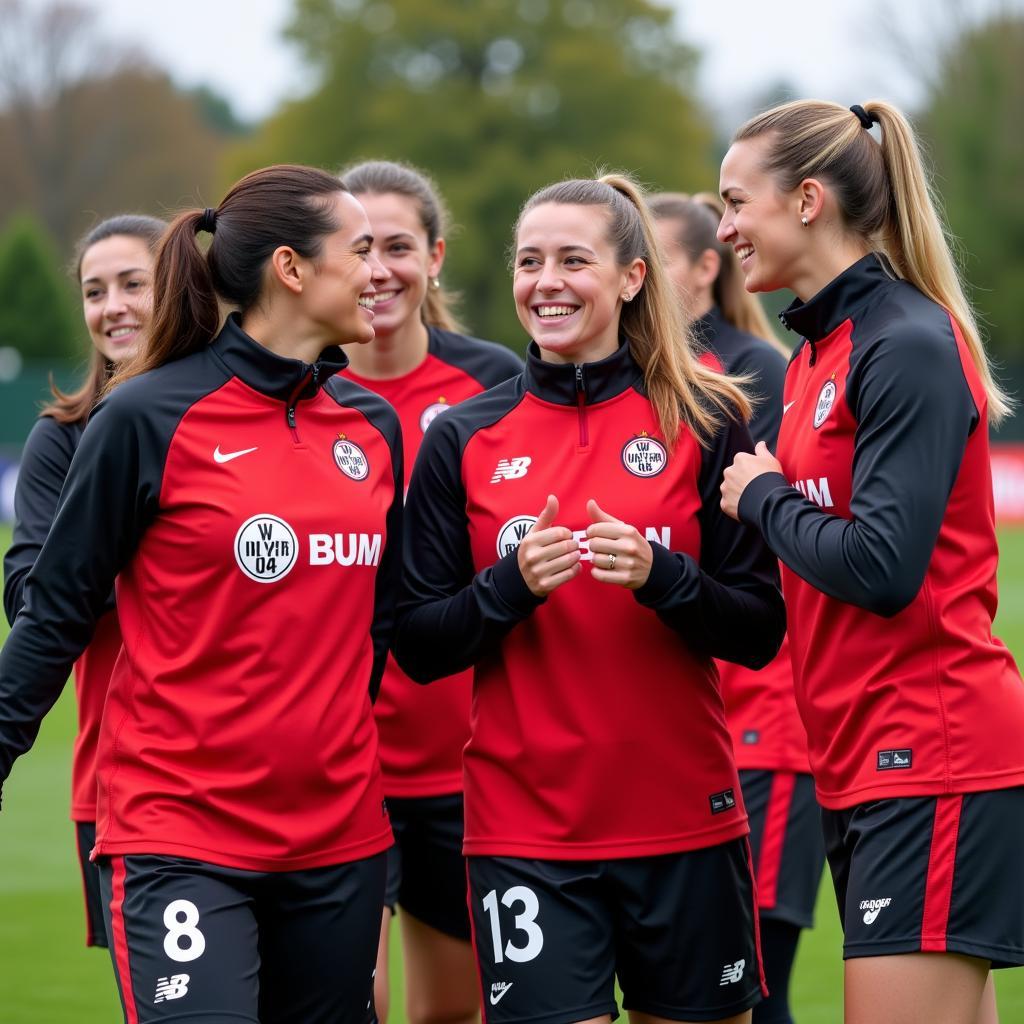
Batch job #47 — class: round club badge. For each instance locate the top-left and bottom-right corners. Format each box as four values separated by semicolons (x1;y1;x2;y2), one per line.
234;514;299;584
621;434;668;477
333;437;369;480
496;515;538;558
420;399;451;433
814;380;837;429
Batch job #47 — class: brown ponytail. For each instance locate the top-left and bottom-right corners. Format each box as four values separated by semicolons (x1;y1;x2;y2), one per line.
733;98;1011;424
515;173;752;446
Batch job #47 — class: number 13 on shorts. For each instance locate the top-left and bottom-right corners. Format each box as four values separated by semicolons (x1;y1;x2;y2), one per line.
482;886;544;963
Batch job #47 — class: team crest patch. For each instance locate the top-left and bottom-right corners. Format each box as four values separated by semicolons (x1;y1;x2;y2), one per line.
420;398;451;432
235;514;299;583
621;432;667;477
496;515;537;557
333;435;369;480
813;378;837;429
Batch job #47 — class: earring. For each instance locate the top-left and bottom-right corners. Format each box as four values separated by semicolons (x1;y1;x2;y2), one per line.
622;292;633;302
430;277;440;291
801;216;809;227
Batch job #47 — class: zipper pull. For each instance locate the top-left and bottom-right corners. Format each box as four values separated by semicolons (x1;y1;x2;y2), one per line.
287;405;297;429
575;364;584;394
311;363;320;389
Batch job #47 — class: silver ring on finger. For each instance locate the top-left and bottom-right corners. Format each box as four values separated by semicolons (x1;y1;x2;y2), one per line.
607;553;617;570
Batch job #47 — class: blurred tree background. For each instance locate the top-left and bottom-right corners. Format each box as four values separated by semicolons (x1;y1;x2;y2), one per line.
0;0;1022;443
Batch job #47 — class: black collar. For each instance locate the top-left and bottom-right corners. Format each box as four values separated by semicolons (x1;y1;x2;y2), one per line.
210;313;348;402
692;306;725;349
523;340;643;406
779;253;895;343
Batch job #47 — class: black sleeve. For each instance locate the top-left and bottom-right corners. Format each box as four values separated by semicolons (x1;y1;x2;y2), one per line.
368;407;404;703
740;343;788;450
393;413;543;684
633;413;786;668
738;326;977;617
0;391;161;794
4;417;78;624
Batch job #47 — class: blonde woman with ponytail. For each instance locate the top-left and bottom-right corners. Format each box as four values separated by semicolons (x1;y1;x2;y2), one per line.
650;191;823;1024
396;173;785;1024
719;99;1024;1024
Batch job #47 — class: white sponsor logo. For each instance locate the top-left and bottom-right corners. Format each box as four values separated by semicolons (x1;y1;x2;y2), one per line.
719;959;746;986
496;516;537;557
794;477;834;508
491;457;532;483
814;379;837;429
860;897;892;925
154;974;190;1003
308;533;382;567
783;400;796;415
420;401;451;432
333;438;370;481
234;515;299;583
213;445;258;464
621;435;668;477
490;982;514;1005
571;525;672;561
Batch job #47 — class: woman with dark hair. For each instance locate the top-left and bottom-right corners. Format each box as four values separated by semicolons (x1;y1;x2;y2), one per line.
397;172;786;1024
4;213;165;951
649;193;822;1024
339;159;521;1024
719;99;1024;1024
0;166;403;1024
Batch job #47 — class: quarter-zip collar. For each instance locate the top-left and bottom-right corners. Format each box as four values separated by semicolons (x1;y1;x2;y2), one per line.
523;340;642;406
210;313;349;403
778;252;895;344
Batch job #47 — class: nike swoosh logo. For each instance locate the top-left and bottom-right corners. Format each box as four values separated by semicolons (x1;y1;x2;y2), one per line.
490;985;513;1005
783;401;796;414
214;446;258;464
863;908;881;924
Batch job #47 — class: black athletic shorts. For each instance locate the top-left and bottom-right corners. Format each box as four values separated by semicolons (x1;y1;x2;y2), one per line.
97;851;386;1023
822;786;1024;967
740;770;825;929
383;793;471;941
75;821;108;948
467;840;765;1024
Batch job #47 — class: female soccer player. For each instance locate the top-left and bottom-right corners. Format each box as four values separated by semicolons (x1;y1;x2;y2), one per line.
4;214;165;952
340;160;521;1024
719;99;1024;1024
649;193;823;1024
397;173;786;1024
0;165;402;1024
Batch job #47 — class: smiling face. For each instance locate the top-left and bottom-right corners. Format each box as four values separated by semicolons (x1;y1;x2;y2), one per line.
79;235;156;363
353;191;443;340
302;191;389;346
718;136;807;295
513;202;644;365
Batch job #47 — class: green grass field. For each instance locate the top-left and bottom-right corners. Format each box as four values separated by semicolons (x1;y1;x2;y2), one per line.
2;525;1023;1021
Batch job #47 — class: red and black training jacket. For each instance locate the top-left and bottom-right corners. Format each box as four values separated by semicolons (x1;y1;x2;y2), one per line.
395;340;785;859
343;327;522;799
0;315;401;870
738;254;1024;808
4;415;123;822
696;309;810;774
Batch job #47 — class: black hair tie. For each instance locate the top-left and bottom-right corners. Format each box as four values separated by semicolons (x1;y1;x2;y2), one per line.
197;208;218;234
850;104;876;130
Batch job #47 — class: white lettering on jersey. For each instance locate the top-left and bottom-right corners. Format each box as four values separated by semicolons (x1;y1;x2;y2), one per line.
491;457;532;483
794;477;834;508
308;533;383;566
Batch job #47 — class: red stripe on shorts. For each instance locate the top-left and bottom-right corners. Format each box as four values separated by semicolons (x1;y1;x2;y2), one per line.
108;857;140;1024
756;771;796;910
744;837;769;999
920;795;964;953
465;861;489;1023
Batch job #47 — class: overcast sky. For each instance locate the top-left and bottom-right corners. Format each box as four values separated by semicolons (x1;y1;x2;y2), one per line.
20;0;1020;123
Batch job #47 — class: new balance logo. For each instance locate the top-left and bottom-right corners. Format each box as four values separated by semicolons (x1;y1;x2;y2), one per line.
490;982;513;1005
719;960;745;986
154;974;190;1003
859;897;892;924
491;457;531;483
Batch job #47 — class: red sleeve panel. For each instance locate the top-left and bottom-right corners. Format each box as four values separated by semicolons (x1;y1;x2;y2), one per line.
739;255;1024;808
344;329;522;797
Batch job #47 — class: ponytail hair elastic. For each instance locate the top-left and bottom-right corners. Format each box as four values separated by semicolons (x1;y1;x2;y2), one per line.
850;104;878;130
197;208;218;234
